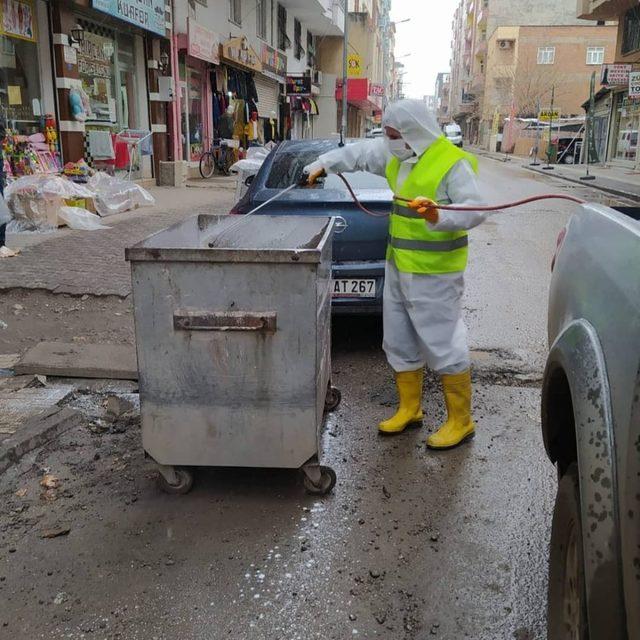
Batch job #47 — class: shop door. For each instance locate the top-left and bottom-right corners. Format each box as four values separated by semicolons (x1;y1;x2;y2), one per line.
611;93;640;166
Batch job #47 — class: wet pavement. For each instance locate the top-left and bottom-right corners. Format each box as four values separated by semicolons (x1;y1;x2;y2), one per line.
0;158;632;639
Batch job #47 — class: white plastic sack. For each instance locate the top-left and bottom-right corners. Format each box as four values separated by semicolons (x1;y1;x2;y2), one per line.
0;192;11;226
5;175;94;231
88;172;155;217
58;206;110;230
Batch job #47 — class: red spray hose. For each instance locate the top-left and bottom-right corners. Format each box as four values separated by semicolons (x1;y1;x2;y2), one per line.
335;172;586;218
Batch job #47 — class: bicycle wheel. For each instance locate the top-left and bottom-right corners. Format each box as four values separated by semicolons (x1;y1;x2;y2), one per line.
199;151;215;179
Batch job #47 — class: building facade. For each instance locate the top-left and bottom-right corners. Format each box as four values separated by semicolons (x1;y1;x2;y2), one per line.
435;72;451;124
579;0;640;167
448;0;592;145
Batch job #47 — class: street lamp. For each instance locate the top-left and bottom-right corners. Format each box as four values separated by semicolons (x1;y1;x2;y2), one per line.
70;23;85;46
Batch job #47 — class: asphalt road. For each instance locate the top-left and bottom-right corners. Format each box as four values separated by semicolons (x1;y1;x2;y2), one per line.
0;158;631;639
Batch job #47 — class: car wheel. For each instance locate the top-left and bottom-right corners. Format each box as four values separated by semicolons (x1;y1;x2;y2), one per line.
547;462;589;640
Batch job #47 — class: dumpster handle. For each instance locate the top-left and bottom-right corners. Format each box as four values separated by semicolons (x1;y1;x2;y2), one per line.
173;310;277;332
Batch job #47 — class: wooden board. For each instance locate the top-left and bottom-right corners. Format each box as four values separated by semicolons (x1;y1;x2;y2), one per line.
15;342;138;380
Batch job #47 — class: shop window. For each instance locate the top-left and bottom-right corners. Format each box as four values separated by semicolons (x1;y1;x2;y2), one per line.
257;0;268;40
294;19;303;60
0;32;43;136
307;31;315;68
277;4;289;51
622;6;640;55
537;46;555;65
586;46;604;65
230;0;242;26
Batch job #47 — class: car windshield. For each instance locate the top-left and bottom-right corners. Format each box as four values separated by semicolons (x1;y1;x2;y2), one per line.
265;141;389;191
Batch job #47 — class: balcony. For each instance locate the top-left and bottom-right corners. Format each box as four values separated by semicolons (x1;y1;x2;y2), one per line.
471;73;485;94
278;0;344;36
577;0;617;20
477;7;487;26
458;102;476;115
475;39;487;57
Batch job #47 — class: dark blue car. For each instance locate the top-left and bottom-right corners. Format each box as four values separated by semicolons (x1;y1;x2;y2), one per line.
229;140;391;314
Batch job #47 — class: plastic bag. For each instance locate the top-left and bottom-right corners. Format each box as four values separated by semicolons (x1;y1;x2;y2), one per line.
58;206;110;230
0;192;11;226
5;175;94;231
88;172;155;217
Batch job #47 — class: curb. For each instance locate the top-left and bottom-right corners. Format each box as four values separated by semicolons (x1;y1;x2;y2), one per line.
0;407;82;474
524;165;640;202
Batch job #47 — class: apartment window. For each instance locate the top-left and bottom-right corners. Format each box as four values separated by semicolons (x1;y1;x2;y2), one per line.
230;0;242;25
586;46;604;65
537;46;555;65
622;6;640;55
277;4;289;51
307;30;315;68
294;18;303;60
257;0;267;39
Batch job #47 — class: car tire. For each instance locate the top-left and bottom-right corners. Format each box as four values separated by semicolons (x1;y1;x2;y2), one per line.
547;462;589;640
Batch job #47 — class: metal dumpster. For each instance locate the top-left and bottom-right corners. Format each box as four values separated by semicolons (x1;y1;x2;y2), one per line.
125;214;340;495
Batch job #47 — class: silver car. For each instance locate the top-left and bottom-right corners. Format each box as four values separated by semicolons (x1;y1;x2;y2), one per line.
542;203;640;639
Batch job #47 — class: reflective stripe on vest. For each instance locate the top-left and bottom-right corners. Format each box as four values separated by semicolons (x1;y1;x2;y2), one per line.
384;137;478;275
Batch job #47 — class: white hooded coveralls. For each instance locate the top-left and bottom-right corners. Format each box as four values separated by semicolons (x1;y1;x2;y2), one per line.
313;100;488;374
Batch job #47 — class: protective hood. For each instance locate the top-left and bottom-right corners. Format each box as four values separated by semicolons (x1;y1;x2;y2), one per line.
382;99;443;156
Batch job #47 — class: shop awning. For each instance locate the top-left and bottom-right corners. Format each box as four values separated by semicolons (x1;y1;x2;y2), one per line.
335;79;383;115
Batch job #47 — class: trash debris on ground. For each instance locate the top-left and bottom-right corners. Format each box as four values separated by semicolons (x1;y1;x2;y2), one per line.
57;206;110;231
40;473;60;489
41;525;71;539
0;246;20;258
88;172;155;217
15;487;28;498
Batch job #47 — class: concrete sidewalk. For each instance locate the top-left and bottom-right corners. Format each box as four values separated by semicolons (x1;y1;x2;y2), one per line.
1;184;236;297
469;145;640;202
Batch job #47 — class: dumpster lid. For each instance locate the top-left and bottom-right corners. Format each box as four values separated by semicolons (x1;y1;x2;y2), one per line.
126;215;334;264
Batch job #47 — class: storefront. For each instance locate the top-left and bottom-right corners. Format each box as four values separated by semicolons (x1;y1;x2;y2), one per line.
286;74;320;140
1;0;58;179
335;78;383;138
258;44;286;143
219;36;262;146
610;91;640;166
50;0;170;179
176;20;218;163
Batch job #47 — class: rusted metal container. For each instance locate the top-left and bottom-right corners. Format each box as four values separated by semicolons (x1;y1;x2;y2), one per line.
126;214;339;495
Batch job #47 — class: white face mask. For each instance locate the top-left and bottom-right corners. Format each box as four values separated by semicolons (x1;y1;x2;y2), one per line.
386;137;414;161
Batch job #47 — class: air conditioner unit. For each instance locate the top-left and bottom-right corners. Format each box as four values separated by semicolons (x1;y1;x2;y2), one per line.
498;39;513;50
313;70;323;85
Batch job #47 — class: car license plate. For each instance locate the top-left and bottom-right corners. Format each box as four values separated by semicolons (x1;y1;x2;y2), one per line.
332;279;376;298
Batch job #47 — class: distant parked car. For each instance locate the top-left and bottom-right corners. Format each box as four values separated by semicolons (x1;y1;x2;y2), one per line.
444;123;463;147
367;127;384;138
542;203;640;639
229;140;391;314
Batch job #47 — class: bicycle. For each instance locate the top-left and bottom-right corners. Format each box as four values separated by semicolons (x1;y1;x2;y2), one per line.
199;138;234;179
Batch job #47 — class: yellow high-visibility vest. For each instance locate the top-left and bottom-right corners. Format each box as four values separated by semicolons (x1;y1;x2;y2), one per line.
385;136;479;274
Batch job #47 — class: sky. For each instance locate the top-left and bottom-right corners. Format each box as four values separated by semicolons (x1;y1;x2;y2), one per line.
390;0;459;99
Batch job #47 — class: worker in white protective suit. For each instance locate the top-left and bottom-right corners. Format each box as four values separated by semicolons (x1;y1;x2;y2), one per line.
303;100;488;449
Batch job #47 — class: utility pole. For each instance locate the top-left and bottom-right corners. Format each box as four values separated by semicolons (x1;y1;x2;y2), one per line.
340;0;349;146
530;98;541;166
581;71;597;181
543;85;555;170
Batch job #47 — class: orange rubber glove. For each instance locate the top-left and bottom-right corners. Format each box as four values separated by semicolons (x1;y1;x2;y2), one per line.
408;197;440;224
303;161;327;185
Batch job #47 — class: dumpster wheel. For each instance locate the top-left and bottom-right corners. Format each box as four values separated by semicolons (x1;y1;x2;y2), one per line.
156;466;194;495
303;465;337;495
324;385;342;413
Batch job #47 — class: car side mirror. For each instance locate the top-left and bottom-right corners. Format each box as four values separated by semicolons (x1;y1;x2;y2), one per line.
244;174;255;187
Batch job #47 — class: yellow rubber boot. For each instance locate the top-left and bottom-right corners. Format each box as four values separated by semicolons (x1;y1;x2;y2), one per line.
427;370;475;449
378;369;424;434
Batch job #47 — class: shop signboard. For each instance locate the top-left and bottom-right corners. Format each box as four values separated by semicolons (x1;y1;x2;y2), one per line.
1;0;36;42
629;71;640;100
347;54;362;78
600;64;632;87
188;19;218;65
221;36;262;73
369;83;385;97
286;75;312;96
538;109;559;122
92;0;166;37
261;44;287;81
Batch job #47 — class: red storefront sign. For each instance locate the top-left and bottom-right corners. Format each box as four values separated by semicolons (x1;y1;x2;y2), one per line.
336;78;381;113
